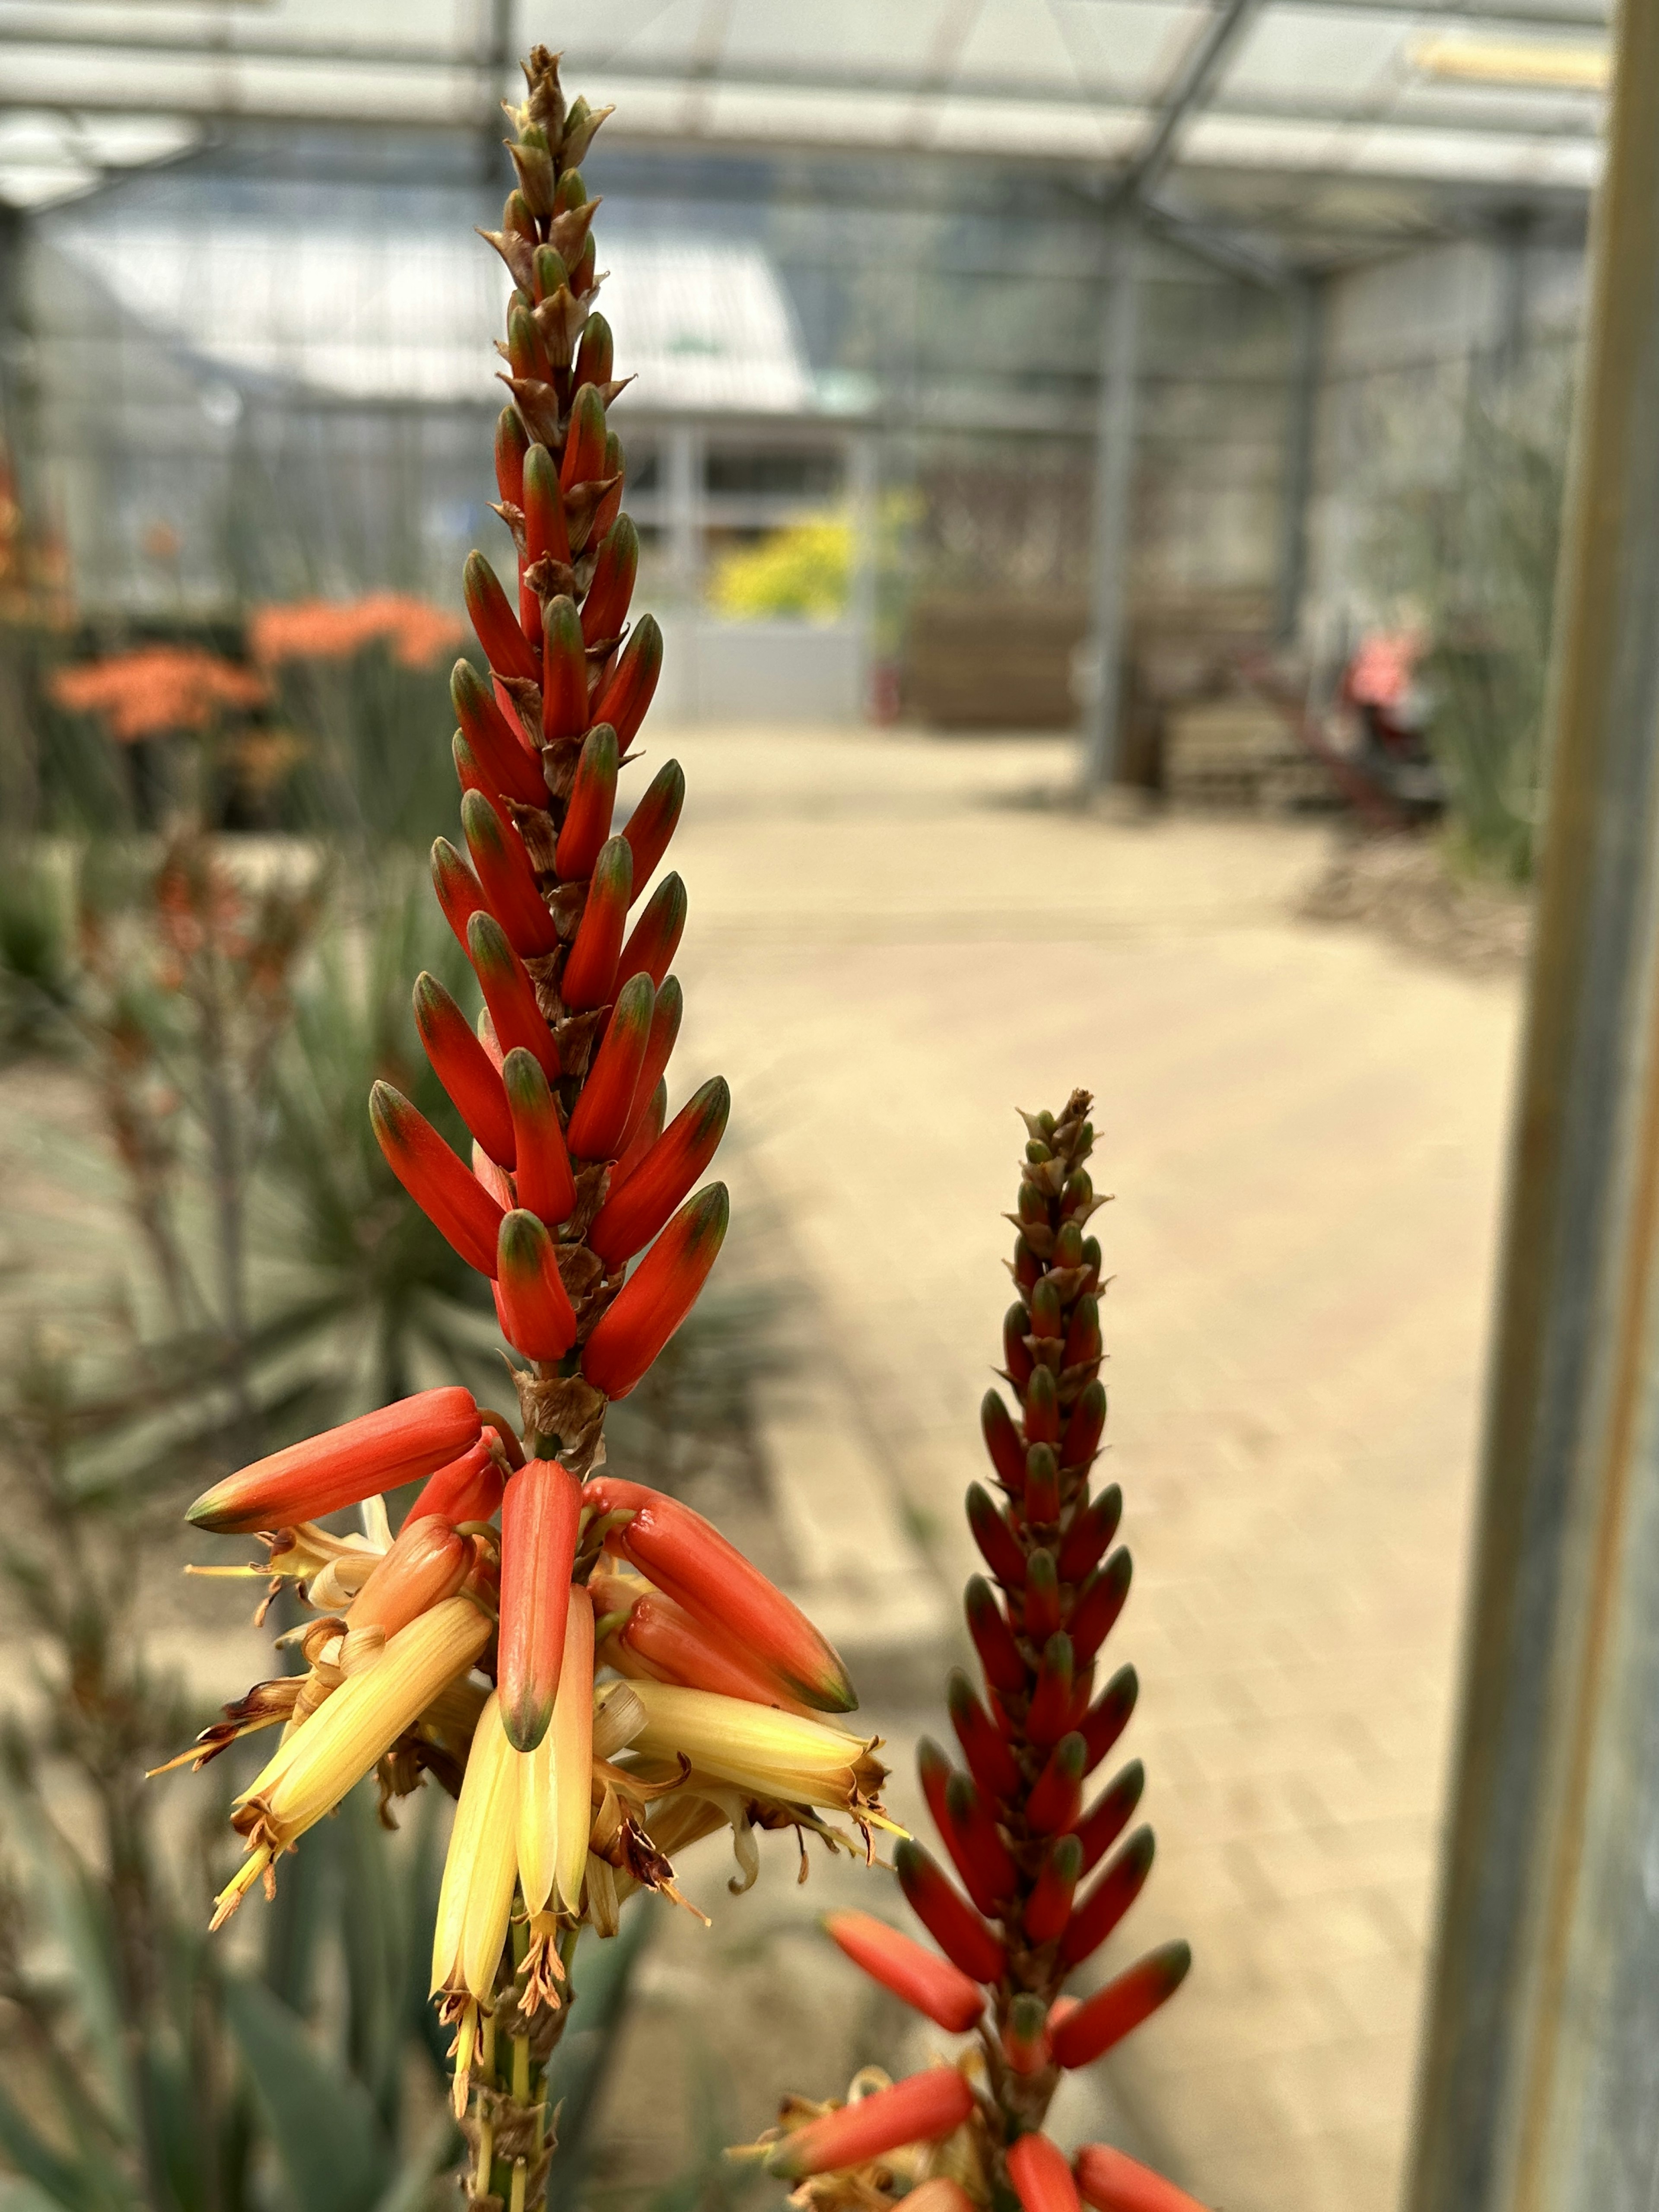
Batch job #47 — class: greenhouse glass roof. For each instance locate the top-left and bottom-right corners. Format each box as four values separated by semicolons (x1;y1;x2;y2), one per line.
0;0;1611;223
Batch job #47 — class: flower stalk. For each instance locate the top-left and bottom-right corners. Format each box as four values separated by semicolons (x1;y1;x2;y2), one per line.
735;1093;1208;2212
168;47;887;2205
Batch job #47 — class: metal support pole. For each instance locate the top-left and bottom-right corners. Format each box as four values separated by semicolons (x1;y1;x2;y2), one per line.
1274;274;1320;644
846;431;879;719
1080;212;1141;793
665;421;702;607
1405;1;1659;2207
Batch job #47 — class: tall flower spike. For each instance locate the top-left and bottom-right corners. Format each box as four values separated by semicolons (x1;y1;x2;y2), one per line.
750;1093;1196;2210
181;55;879;2209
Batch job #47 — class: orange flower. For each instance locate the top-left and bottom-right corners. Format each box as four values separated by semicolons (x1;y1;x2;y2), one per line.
52;647;267;742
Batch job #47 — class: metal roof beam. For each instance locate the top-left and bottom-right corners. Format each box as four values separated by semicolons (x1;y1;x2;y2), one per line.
1116;0;1271;202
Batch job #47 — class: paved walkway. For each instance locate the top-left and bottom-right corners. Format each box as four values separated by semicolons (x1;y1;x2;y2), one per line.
655;727;1522;2212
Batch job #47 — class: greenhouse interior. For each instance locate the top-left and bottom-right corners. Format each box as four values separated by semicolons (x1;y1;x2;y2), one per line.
0;5;1649;2212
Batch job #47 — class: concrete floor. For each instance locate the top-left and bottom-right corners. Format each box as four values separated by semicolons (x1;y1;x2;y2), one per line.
643;725;1523;2212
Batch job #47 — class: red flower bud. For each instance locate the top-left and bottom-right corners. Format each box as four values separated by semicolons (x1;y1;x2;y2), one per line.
371;1082;504;1275
1024;1364;1059;1445
541;594;589;743
1058;1483;1122;1583
621;758;684;887
496;1208;578;1360
1008;2133;1081;2212
559;381;608;492
523;439;570;567
1024;1444;1060;1527
1049;1942;1190;2070
464;550;538;682
1002;1992;1051;2077
894;1839;1004;1983
582;515;638;645
593;429;624;540
1058;1827;1155;1969
589;1075;729;1266
1029;1278;1063;1339
1064;1294;1102;1369
1003;1305;1034;1388
559;836;632;1011
1061;1169;1094;1221
981;1389;1026;1494
452;730;490;804
573;311;613;392
947;1668;1022;1800
413;972;515;1169
466;911;559;1081
582;1472;853;1713
614;980;682;1154
608;1583;812;1710
1023;1833;1083;1945
965;1576;1027;1699
1063;1380;1108;1472
1070;1549;1132;1665
564;973;654;1160
768;2068;975;2180
498;1456;582;1751
1024;1549;1062;1645
553;723;618;880
1027;1632;1076;1748
589;614;661;754
451;659;546;808
1075;2142;1211;2212
1026;1732;1086;1836
918;1735;956;1848
1080;1664;1138;1772
495;405;528;507
406;1434;507;1526
431;837;489;953
461;788;559;957
579;1182;727;1398
507;302;552;385
1014;1239;1042;1292
944;1771;1018;1908
502;1047;576;1227
825;1910;983;2033
1077;1761;1144;1875
614;1078;666;1186
186;1386;480;1535
617;871;686;990
966;1484;1026;1592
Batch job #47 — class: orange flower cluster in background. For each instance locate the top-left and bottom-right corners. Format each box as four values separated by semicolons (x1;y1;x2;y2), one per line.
250;591;465;671
51;647;269;744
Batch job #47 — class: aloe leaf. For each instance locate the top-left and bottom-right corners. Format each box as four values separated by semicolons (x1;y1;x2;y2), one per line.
222;1976;392;2212
365;2113;463;2212
0;2180;78;2212
0;2075;104;2210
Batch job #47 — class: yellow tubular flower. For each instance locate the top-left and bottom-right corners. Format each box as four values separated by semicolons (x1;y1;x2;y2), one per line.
516;1716;558;1920
432;1691;522;2005
616;1680;887;1813
552;1588;596;1913
214;1595;491;1926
